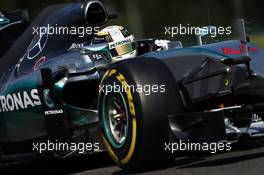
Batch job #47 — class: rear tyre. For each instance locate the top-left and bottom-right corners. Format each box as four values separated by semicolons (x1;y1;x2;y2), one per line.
98;58;183;171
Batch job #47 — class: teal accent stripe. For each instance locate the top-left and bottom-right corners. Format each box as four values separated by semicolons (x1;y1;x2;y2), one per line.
0;16;10;25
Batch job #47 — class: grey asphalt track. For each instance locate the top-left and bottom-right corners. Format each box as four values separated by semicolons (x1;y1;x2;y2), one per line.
0;140;263;175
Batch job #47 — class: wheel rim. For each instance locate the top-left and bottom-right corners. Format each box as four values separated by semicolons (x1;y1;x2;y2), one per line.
102;90;129;148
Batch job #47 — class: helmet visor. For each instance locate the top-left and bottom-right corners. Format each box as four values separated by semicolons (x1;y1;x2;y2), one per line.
110;42;137;57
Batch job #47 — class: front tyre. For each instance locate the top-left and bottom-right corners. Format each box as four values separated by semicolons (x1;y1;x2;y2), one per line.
98;58;183;171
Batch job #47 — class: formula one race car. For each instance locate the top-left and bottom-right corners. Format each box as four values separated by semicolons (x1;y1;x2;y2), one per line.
0;0;264;172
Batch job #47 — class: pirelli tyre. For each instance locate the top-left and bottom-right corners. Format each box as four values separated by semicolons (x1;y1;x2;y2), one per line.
98;58;183;171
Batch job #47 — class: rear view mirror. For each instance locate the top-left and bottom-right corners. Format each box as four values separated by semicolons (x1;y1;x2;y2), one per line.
195;26;216;46
84;0;108;26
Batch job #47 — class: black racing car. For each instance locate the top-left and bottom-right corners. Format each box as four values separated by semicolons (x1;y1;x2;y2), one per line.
0;0;264;172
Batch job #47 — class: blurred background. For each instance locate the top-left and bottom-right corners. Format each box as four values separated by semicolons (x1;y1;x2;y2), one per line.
1;0;264;46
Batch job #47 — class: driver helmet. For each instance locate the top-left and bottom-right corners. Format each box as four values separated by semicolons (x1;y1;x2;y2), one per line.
92;25;137;62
